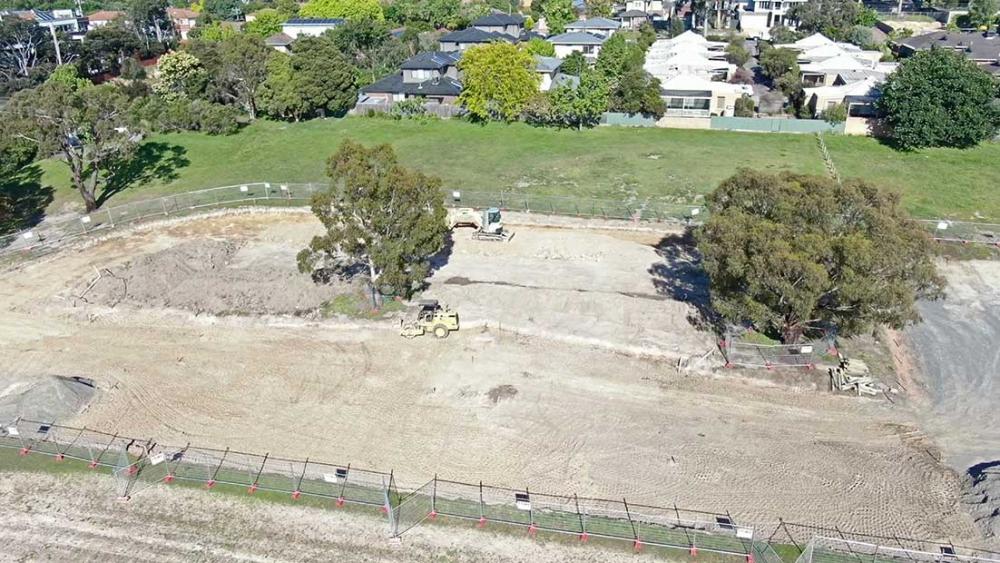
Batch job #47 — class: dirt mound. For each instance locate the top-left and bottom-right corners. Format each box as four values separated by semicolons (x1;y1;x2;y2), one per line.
0;375;96;423
964;462;1000;540
84;239;349;316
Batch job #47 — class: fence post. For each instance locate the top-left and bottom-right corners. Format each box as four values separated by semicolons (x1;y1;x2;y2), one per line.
207;447;229;488
89;432;119;469
431;474;437;516
478;481;486;527
293;457;309;499
336;463;351;505
623;498;640;549
574;493;587;540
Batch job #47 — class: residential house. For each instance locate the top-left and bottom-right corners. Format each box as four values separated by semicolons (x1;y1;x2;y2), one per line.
644;32;733;81
736;0;808;39
439;27;516;52
622;0;666;17
166;7;197;40
358;51;463;110
617;10;650;30
471;12;525;37
658;73;752;117
895;30;1000;77
265;33;295;52
534;55;563;91
803;76;880;117
1;9;85;38
565;17;621;38
281;18;345;38
86;10;125;28
788;34;893;87
548;32;607;59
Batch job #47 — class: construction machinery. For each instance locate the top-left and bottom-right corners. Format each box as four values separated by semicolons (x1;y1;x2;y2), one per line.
447;207;513;241
399;300;459;339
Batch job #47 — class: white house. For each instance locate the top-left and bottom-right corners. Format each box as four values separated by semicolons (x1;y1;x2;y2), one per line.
86;10;125;28
623;0;666;16
534;56;563;91
281;18;345;38
548;31;607;59
659;73;752;117
737;0;808;39
644;34;733;81
803;77;880;117
565;17;621;38
166;7;198;40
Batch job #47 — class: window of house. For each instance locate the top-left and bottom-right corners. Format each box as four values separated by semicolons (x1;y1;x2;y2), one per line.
826;100;837;110
717;96;726;110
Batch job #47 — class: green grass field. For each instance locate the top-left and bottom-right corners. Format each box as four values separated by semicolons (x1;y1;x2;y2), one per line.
36;117;1000;220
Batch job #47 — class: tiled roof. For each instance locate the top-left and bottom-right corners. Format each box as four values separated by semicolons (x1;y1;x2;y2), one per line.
439;27;516;44
361;73;463;96
87;10;125;21
400;51;461;70
472;12;525;26
548;31;607;45
284;17;345;25
265;32;294;46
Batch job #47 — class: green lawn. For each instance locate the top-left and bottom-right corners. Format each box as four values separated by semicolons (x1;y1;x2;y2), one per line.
36;117;1000;220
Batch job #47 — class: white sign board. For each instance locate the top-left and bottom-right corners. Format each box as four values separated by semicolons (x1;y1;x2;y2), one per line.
280;184;288;191
240;185;249;193
6;426;19;436
937;221;949;230
736;527;754;539
22;231;34;240
799;345;813;354
452;191;461;200
80;216;91;224
323;473;339;484
690;208;701;216
149;452;166;466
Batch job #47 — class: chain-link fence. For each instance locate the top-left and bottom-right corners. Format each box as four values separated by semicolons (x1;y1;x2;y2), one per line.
719;330;838;370
4;418;1000;563
0;417;763;561
794;536;1000;563
0;182;708;266
918;219;1000;247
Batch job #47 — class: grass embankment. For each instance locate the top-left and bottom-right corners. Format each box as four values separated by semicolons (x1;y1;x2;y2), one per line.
37;117;1000;220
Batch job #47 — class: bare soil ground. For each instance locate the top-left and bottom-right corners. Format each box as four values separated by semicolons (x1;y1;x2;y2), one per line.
0;212;982;543
0;471;652;562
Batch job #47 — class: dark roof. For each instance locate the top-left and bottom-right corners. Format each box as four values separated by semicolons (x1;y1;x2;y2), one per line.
534;55;563;73
439;27;516;44
472;12;525;26
284;17;345;25
401;51;460;70
619;9;649;17
897;31;1000;61
566;17;621;29
361;74;463;96
265;32;294;46
548;31;607;45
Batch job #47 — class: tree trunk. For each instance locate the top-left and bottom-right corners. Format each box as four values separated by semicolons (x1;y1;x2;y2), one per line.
79;183;98;213
781;319;803;344
367;261;382;310
154;19;163;43
48;25;62;66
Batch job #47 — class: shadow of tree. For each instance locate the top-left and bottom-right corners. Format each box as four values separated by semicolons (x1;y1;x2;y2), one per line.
97;142;190;208
428;230;455;275
648;230;721;333
0;165;54;238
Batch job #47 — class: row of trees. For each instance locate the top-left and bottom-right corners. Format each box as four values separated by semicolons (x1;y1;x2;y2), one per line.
460;26;663;127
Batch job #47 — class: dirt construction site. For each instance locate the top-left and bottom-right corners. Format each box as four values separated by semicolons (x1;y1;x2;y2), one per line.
0;210;993;554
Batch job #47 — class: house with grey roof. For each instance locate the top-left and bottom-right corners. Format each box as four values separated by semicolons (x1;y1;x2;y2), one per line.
548;31;608;59
358;51;464;113
265;32;294;52
471;11;525;37
534;56;563;91
565;17;621;38
894;30;1000;76
439;27;516;52
617;10;650;30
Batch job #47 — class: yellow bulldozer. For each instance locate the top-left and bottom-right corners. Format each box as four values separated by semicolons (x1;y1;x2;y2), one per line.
399;300;459;339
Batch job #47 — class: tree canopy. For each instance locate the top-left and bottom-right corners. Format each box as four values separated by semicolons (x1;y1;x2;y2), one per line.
541;0;576;35
877;48;1000;149
256;51;309;120
7;82;141;212
290;34;358;116
522;38;556;57
786;0;861;40
697;169;944;343
548;70;609;128
244;9;287;37
297;140;448;306
967;0;999;29
458;42;539;122
300;0;385;21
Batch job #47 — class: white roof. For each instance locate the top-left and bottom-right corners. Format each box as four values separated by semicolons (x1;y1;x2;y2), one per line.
800;53;870;72
670;30;708;44
791;33;834;49
660;73;752;95
799;44;853;61
804;77;881;98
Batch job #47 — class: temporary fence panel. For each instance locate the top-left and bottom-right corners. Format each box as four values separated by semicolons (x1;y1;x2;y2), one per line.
711;117;845;135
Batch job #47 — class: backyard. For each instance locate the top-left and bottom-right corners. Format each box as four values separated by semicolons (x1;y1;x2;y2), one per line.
32;117;1000;221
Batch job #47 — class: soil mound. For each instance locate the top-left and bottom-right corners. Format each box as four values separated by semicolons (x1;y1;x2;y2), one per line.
0;375;97;423
85;239;348;315
964;461;1000;540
